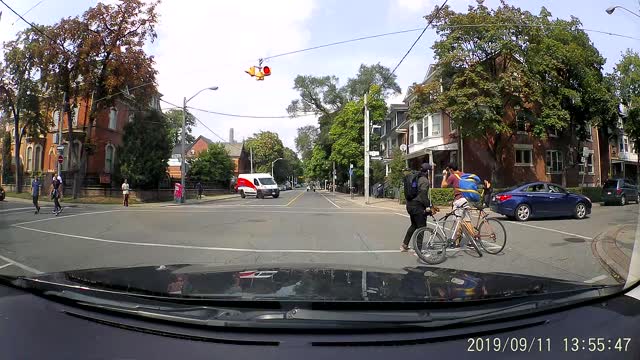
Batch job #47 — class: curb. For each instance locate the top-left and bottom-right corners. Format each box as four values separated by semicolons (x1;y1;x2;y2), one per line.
592;224;633;283
160;194;239;207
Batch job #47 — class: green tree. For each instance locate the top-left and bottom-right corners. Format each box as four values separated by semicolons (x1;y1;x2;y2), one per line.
245;131;285;174
370;160;386;185
275;147;303;183
388;147;406;190
117;110;171;189
294;125;318;162
613;50;640;182
187;143;234;186
419;3;617;184
1;131;11;182
164;109;196;150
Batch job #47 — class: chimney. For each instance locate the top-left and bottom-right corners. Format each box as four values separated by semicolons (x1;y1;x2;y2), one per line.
229;128;235;144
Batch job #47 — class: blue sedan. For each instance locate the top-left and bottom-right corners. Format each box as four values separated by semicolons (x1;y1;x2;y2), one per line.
490;182;591;221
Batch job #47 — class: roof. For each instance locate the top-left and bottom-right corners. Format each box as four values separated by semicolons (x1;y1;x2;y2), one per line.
187;135;244;158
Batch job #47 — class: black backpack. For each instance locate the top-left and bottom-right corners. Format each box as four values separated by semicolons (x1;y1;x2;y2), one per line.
404;171;421;201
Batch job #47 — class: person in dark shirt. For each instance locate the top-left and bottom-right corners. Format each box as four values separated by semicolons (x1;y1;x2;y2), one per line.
31;177;41;214
401;163;432;252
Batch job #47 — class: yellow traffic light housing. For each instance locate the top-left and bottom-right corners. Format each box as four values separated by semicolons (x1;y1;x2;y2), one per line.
256;69;265;81
245;66;256;77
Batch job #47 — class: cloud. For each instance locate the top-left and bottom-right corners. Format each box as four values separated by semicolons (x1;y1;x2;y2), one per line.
152;0;317;149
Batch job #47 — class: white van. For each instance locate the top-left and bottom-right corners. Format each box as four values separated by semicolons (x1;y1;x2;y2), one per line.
235;173;280;199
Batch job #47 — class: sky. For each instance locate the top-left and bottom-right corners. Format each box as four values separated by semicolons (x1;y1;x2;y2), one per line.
1;0;639;151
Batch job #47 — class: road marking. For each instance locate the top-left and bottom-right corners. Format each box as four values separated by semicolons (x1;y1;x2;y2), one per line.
394;212;409;218
286;191;305;207
12;225;402;254
124;209;389;215
320;193;341;209
0;254;43;274
0;263;12;270
0;207;34;213
10;210;120;227
583;274;608;284
504;221;593;240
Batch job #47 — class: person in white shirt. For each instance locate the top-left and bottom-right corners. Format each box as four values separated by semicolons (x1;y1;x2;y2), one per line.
121;179;130;207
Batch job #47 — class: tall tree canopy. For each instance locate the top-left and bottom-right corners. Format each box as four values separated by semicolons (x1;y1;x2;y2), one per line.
165;109;196;149
294;125;319;162
245;131;285;174
187;143;234;186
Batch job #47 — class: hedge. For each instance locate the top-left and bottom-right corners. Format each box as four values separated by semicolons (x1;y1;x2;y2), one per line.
566;187;602;203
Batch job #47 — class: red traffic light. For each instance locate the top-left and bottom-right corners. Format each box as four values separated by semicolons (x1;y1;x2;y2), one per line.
263;66;271;76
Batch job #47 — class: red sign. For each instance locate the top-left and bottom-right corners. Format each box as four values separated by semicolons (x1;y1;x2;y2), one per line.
57;155;64;164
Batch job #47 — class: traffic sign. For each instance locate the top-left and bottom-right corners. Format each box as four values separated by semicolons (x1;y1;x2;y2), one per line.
57;155;64;164
582;147;590;157
400;144;407;152
349;168;353;177
369;151;380;156
370;156;383;160
350;163;354;169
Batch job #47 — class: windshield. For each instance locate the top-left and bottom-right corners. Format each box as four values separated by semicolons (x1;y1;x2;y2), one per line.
0;0;637;325
259;178;276;185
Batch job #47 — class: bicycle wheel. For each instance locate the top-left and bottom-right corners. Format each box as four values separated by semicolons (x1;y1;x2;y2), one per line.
412;226;447;265
477;218;507;254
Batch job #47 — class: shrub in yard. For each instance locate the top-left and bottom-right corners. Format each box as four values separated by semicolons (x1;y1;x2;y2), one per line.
566;187;602;202
430;188;454;206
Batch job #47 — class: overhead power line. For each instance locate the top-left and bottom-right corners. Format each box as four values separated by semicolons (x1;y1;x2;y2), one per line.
159;98;314;119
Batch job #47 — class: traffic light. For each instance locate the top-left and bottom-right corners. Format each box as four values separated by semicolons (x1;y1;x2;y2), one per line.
245;66;256;77
263;66;271;76
256;69;265;81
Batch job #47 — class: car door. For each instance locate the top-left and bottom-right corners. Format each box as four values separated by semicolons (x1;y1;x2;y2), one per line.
546;184;571;216
624;180;638;200
521;183;550;216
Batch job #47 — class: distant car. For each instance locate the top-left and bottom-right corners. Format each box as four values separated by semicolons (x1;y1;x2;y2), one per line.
0;186;4;201
601;178;639;206
490;182;591;221
278;184;286;191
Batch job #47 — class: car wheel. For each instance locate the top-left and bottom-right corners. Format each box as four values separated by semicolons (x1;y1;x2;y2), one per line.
240;190;246;198
620;195;626;206
273;194;279;198
574;202;587;219
515;204;531;221
636;194;640;204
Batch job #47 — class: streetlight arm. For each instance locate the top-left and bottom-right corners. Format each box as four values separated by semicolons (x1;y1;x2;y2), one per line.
186;86;219;104
606;5;640;17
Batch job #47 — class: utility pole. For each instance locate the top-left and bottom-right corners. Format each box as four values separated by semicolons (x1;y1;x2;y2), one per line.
180;96;187;203
57;92;66;178
364;93;370;205
250;147;254;173
332;161;336;193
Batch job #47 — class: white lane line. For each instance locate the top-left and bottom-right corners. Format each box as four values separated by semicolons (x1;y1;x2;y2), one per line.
13;225;401;254
504;221;593;240
10;210;120;227
0;263;12;270
0;254;43;274
0;207;34;213
320;193;341;209
394;212;410;218
583;274;608;284
122;209;389;215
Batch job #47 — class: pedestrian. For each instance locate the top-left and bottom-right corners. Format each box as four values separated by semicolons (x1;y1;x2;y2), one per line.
31;176;41;214
196;182;203;199
401;162;433;252
121;179;130;207
49;175;63;215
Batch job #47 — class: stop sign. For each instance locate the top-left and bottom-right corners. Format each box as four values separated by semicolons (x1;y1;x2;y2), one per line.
57;155;64;164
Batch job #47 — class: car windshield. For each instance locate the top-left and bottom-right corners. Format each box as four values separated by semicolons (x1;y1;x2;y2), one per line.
0;0;638;325
259;178;276;185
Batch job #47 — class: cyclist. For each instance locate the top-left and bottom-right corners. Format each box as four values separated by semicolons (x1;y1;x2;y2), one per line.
441;162;476;247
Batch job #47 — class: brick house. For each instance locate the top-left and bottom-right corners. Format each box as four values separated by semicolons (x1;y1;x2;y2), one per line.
381;65;602;188
167;129;249;181
4;90;162;188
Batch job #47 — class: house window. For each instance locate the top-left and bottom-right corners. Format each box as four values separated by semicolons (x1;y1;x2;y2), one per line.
545;150;563;174
105;145;115;173
423;115;429;138
53;110;60;130
514;144;533;166
432;113;441;136
549;127;559;137
409;126;414;144
622;136;630;153
416;120;423;141
516;111;527;133
586;126;593;141
34;145;42;172
108;107;117;130
396;111;406;126
26;146;33;172
72;106;79;127
579;151;595;175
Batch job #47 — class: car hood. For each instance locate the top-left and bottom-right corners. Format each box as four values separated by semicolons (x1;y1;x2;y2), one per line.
27;264;604;302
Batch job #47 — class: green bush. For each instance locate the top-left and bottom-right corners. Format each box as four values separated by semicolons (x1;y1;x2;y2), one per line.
431;188;454;206
566;187;602;202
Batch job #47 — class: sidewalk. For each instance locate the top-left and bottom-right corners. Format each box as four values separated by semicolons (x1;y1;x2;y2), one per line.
3;192;239;207
593;223;638;284
155;193;239;207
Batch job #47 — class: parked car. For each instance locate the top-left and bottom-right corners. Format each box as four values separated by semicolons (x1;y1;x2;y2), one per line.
0;186;4;201
490;182;591;221
601;178;639;206
278;184;287;191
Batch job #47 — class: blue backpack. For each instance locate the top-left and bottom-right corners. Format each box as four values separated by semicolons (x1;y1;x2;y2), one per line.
454;173;482;202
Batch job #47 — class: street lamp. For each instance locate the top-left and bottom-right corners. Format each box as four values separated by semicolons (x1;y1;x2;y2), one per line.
181;86;218;203
606;5;640;17
271;158;283;177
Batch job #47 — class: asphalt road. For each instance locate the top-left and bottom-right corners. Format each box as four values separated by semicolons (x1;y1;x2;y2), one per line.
0;189;637;285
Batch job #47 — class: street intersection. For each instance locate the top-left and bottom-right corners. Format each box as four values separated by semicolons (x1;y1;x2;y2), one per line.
0;189;637;286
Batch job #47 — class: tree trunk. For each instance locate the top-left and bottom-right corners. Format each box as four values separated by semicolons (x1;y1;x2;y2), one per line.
13;114;22;193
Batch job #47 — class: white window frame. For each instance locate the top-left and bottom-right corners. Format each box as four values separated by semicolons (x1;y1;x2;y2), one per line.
53;110;60;130
549;127;559;138
409;125;414;144
34;144;42;172
431;113;442;136
72;106;79;127
108;107;117;130
422;115;429;138
586;126;593;142
545;150;563;174
416;120;423;141
514;144;533;167
26;146;33;172
105;144;115;173
579;149;595;175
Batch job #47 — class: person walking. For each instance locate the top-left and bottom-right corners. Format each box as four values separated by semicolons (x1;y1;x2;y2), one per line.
31;176;41;214
50;175;63;215
196;182;203;200
121;179;130;207
401;163;433;252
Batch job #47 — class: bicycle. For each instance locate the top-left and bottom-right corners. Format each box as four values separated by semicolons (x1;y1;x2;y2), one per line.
411;203;507;264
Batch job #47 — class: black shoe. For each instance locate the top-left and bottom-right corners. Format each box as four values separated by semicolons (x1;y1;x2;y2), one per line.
37;206;40;214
